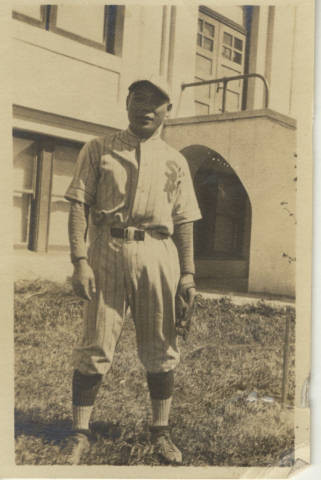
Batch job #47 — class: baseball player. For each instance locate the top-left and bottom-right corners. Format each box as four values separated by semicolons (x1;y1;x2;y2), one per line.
64;76;201;464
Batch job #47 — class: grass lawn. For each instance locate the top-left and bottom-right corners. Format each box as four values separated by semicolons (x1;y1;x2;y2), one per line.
14;279;295;466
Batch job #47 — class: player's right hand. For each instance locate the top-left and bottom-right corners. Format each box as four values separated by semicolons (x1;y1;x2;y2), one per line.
72;260;96;301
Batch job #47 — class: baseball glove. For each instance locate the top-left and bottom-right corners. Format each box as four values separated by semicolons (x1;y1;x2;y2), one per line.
175;277;196;341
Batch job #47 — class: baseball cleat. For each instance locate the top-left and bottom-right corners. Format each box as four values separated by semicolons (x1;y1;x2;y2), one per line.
150;426;182;464
64;429;91;465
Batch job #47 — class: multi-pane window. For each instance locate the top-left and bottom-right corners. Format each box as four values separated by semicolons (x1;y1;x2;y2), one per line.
13;137;38;245
13;132;82;252
195;7;246;114
12;5;124;55
222;32;243;65
197;18;215;52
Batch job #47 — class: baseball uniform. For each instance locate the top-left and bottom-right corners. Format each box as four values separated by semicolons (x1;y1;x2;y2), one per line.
65;128;201;376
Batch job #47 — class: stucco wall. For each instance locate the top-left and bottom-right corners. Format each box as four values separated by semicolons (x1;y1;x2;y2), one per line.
268;7;296;115
163;111;296;297
12;18;123;128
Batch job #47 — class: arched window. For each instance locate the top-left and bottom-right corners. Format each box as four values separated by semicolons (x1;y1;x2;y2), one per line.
194;157;249;259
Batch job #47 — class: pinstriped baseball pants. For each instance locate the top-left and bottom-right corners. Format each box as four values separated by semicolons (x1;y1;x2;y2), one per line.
72;226;181;375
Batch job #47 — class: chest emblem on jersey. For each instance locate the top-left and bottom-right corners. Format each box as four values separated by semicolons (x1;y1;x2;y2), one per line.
164;160;183;203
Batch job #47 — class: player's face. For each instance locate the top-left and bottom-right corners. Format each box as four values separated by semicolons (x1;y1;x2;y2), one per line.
127;84;172;139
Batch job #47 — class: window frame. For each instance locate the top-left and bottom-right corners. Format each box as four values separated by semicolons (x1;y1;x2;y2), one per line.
49;5;108;52
12;5;125;56
13;132;39;248
199;6;246;35
13;130;83;252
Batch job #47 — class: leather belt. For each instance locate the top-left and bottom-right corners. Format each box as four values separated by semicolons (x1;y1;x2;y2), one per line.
110;226;145;241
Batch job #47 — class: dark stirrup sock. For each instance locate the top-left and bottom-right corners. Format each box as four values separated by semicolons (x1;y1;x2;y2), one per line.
146;370;174;400
72;369;103;406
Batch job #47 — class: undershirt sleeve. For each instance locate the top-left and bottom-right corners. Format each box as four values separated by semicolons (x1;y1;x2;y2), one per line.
172;221;195;275
68;200;89;264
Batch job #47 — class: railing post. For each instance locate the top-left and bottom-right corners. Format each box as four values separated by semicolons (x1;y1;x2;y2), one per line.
221;79;227;113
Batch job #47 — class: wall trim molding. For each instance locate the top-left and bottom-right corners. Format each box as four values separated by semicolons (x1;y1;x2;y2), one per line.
13;105;119;142
165;108;297;130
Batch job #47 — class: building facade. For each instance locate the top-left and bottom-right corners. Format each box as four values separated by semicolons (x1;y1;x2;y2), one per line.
12;4;302;296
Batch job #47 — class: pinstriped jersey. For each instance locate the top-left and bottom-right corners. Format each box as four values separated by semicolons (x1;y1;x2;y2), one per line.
65;128;201;236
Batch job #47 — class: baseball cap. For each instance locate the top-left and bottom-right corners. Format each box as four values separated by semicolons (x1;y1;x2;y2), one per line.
128;75;171;102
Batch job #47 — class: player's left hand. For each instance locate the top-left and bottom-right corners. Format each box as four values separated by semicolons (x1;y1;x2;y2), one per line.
175;274;196;340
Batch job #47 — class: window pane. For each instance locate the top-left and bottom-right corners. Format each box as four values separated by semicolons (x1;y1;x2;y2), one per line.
223;32;233;46
203;37;213;52
204;22;214;37
198;18;203;32
234;37;243;51
197;33;202;47
195;54;212;76
13;6;43;20
13;137;36;191
233;51;242;64
195;101;209;116
55;5;106;44
222;46;232;60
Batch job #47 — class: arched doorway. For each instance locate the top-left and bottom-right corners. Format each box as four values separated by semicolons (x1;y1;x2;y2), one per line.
181;145;252;292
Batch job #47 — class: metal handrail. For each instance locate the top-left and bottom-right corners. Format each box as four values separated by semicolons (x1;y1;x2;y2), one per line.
176;73;269;116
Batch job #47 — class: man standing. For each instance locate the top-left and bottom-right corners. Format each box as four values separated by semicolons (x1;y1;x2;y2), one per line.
65;77;201;464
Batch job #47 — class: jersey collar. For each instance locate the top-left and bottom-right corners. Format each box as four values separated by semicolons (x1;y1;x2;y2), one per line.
126;125;162;144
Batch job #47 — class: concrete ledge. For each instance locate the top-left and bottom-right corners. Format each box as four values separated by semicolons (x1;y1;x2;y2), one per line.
196;258;248;278
165;108;297;130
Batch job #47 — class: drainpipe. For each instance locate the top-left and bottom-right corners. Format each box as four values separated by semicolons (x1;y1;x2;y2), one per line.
159;5;169;77
242;6;253;110
167;6;176;88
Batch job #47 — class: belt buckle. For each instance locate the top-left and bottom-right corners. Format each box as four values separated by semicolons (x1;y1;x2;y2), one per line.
123;227;130;240
124;226;135;241
123;227;145;241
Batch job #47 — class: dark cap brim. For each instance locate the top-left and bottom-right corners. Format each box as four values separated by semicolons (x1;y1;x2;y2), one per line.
128;80;171;101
